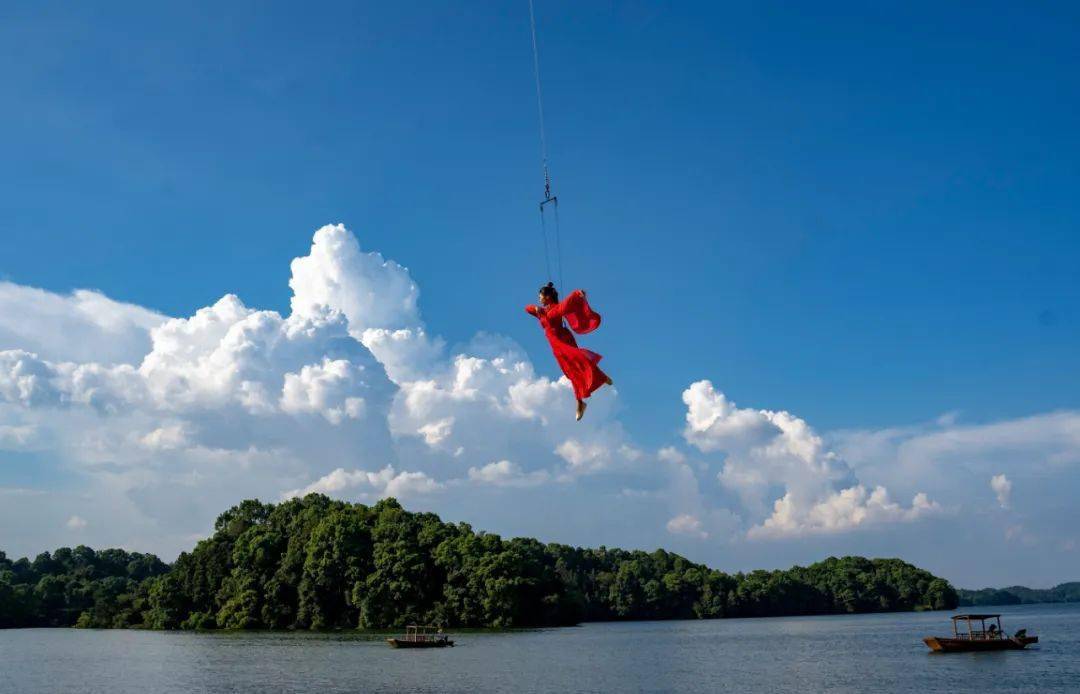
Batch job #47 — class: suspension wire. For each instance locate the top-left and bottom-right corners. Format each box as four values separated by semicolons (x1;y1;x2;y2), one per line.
528;0;550;185
552;196;564;291
529;0;563;288
539;200;554;283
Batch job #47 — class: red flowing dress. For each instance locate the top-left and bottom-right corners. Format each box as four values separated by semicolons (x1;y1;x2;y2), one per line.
525;290;608;401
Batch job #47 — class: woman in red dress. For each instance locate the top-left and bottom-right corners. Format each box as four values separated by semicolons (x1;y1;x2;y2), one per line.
525;282;613;420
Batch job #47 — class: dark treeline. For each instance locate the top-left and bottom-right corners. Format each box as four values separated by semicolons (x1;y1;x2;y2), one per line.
958;582;1080;607
2;495;958;630
0;546;168;628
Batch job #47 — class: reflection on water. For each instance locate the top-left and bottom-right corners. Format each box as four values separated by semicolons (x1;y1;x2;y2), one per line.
2;603;1077;693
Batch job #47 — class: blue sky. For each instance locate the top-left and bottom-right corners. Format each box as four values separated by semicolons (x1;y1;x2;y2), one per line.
2;2;1079;586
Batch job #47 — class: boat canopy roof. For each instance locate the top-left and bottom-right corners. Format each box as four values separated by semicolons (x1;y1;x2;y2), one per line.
951;614;1001;620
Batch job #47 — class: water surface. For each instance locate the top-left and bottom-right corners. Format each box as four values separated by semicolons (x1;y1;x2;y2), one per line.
3;603;1077;693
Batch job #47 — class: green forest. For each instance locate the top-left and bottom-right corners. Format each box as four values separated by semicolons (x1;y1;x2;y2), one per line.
2;495;958;630
958;582;1080;607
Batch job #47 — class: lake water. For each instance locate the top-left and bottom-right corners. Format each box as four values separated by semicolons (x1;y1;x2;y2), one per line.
2;603;1078;693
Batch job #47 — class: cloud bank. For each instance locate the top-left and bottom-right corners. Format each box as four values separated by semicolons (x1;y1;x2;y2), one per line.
2;223;1079;586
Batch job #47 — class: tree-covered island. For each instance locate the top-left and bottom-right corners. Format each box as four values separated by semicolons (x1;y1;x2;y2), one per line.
1;495;958;630
957;583;1080;606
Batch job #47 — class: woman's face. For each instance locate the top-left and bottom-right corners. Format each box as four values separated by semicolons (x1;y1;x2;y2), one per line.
538;292;554;306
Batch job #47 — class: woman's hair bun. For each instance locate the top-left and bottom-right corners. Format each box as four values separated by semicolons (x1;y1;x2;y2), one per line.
546;281;554;288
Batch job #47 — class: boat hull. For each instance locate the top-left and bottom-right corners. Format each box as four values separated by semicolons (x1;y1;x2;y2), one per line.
923;636;1038;652
386;638;454;648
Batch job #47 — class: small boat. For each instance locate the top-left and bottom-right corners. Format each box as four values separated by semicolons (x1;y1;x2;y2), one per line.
387;624;454;649
923;614;1038;652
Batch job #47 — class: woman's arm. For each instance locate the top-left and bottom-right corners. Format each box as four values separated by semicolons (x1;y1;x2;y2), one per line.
525;304;539;317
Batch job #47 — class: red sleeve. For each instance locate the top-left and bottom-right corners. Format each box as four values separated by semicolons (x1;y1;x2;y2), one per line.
557;290;602;334
525;304;539;317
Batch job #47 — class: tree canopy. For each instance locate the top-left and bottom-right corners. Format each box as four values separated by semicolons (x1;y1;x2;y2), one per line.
958;582;1080;607
2;496;958;630
0;546;167;628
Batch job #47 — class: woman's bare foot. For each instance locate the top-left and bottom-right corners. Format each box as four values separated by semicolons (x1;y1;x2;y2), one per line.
576;399;587;421
604;375;614;387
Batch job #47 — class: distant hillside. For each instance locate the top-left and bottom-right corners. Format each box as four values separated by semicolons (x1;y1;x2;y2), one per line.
957;582;1080;607
3;496;958;630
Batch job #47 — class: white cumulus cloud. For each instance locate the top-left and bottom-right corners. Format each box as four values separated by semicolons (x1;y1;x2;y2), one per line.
467;460;550;488
991;473;1012;509
666;513;708;539
0;282;166;365
280;358;370;424
65;515;87;530
282;465;442;501
681;380;939;538
749;486;941;539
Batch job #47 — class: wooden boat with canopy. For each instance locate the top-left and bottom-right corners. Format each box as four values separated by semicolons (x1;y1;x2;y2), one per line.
923;614;1037;652
386;625;454;649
